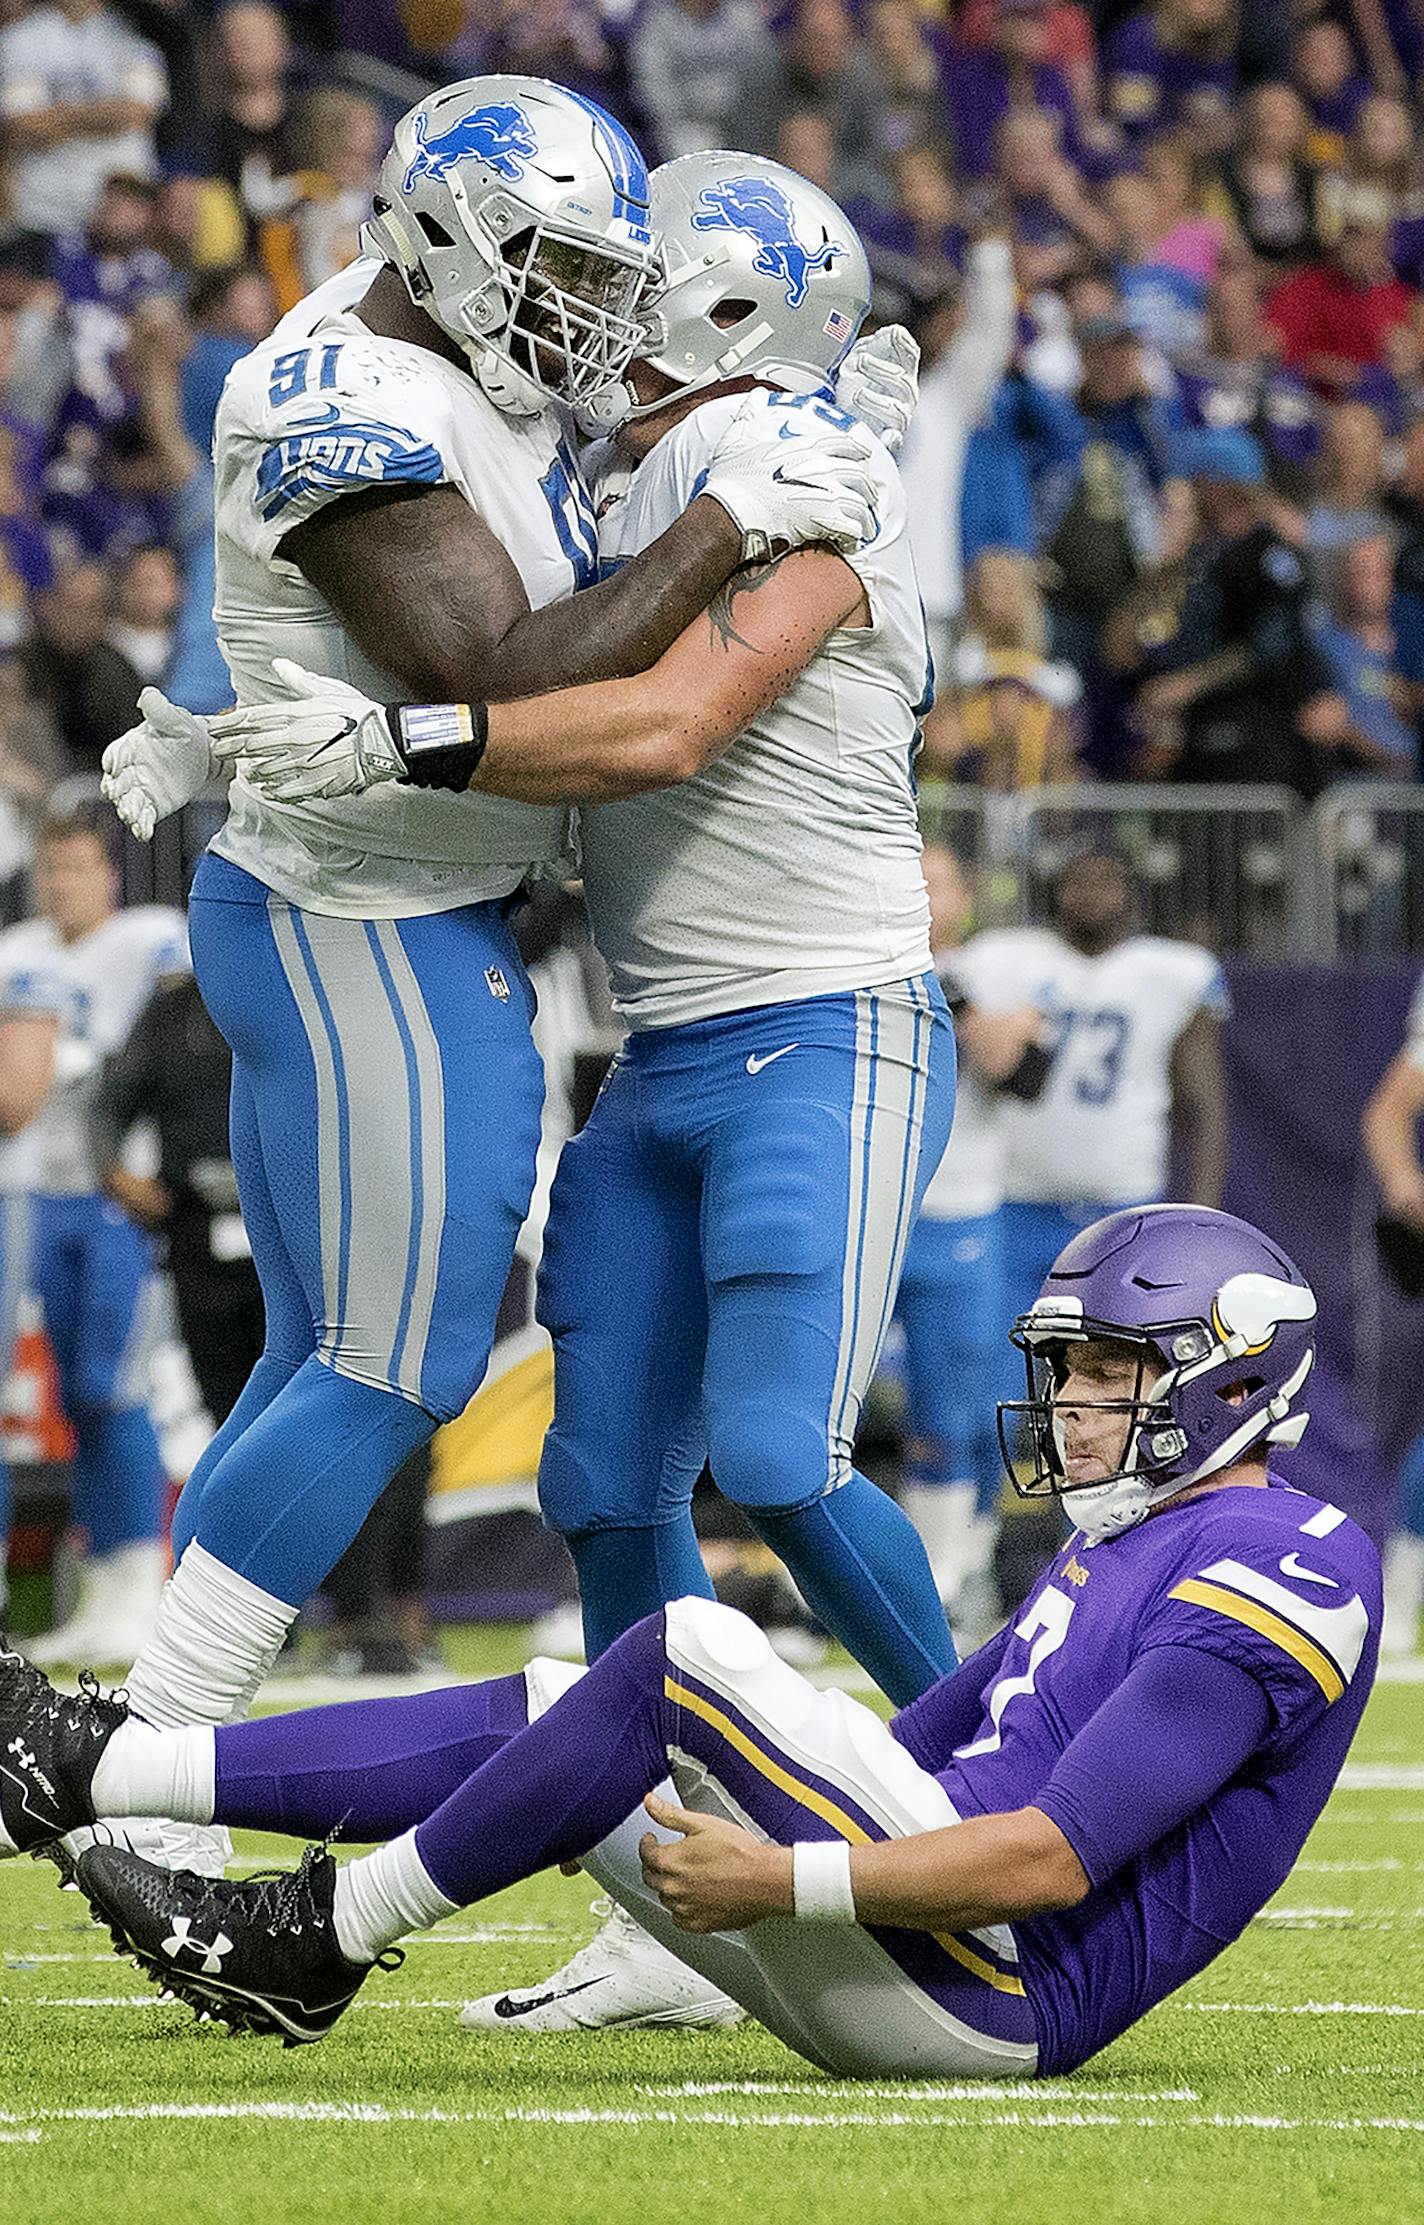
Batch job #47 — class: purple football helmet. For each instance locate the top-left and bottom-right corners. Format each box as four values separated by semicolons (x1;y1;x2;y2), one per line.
999;1204;1318;1540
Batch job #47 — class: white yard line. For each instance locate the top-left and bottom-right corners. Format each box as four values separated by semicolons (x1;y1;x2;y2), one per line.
636;2081;1201;2103
4;2101;1424;2139
24;1996;479;2011
1179;2001;1424;2016
1252;1919;1409;1932
3;1954;121;1967
409;1927;565;1945
1256;1907;1356;1920
1290;2065;1424;2077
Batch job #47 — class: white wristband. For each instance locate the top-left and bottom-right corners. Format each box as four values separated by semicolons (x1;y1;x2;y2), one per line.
792;1839;857;1923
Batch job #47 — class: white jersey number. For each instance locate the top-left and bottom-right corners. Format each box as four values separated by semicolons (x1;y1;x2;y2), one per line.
954;1584;1077;1760
1047;1004;1133;1105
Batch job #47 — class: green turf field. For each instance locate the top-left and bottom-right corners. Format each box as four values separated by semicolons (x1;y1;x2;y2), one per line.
1;1635;1421;2225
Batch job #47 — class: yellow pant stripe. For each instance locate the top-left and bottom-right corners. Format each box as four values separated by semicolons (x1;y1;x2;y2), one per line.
664;1676;873;1843
1168;1578;1345;1702
663;1674;1027;1997
933;1932;1028;1995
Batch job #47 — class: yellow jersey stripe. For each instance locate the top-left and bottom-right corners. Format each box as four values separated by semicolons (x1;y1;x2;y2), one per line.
663;1675;1027;1997
1168;1578;1345;1702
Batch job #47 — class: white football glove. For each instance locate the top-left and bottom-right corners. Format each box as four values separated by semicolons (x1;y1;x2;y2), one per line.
698;390;881;562
833;324;921;456
100;689;216;843
208;660;406;803
52;1035;100;1087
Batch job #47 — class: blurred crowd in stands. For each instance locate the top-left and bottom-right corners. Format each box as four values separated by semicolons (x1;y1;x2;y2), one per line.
2;0;1424;913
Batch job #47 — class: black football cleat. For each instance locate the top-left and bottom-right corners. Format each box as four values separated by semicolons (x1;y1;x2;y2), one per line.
75;1841;401;2046
0;1642;128;1856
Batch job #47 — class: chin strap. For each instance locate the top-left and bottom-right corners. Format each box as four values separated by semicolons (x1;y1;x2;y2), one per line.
473;344;545;419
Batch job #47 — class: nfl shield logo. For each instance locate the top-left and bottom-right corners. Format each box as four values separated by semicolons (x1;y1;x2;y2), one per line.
485;966;511;1002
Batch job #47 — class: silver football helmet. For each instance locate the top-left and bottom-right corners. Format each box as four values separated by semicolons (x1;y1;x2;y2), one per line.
363;75;662;433
631;151;871;418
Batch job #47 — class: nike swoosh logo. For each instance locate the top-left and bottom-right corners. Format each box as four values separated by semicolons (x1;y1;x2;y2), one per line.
1279;1553;1340;1589
746;1044;799;1075
492;1977;608;2019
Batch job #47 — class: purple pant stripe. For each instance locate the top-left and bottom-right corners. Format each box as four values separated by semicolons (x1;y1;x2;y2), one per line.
665;1662;892;1845
875;1924;1040;2045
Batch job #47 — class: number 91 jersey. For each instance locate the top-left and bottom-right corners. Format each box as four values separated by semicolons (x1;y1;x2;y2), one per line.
211;259;587;918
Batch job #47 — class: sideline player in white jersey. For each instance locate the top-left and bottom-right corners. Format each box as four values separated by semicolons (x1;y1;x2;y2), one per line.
90;79;884;1873
206;153;959;2027
963;851;1230;1331
892;844;1050;1637
0;808;185;1660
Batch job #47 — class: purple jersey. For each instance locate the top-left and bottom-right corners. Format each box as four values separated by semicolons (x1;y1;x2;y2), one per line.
1175;356;1320;476
894;1481;1380;2074
1104;11;1237;138
941;47;1083;180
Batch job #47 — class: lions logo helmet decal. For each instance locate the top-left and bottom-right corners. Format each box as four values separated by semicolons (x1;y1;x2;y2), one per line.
690;178;844;308
402;101;538;192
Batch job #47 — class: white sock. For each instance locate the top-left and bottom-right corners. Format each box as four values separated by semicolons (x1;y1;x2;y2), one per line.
125;1542;297;1730
90;1721;216;1824
902;1480;978;1598
332;1829;458;1965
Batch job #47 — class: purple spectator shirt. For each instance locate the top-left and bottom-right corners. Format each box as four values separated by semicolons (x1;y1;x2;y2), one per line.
1175;354;1320;474
941;46;1083;179
1104;11;1236;138
50;235;174;317
1304;76;1371;147
894;1481;1380;2074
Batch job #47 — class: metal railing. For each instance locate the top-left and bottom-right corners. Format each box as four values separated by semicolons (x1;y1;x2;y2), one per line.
1309;784;1424;961
918;782;1312;957
32;775;1424;961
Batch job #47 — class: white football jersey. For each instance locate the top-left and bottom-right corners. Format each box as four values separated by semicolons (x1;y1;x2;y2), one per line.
916;950;1009;1222
1404;972;1424;1070
577;387;933;1028
961;927;1228;1205
0;907;188;1194
211;259;579;917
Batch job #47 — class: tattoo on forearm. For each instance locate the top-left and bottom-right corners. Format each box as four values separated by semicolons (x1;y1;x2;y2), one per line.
707;556;789;655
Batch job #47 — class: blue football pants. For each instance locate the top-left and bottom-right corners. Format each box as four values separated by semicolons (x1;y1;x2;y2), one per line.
0;1189;165;1561
536;977;959;1706
893;1207;1015;1515
171;854;543;1606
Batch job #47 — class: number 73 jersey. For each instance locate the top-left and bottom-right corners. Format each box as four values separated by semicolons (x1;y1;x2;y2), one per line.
894;1480;1381;2074
958;926;1229;1205
211;259;588;918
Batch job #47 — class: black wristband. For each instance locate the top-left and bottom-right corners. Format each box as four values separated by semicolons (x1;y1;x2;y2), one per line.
388;701;489;792
1001;1038;1055;1104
